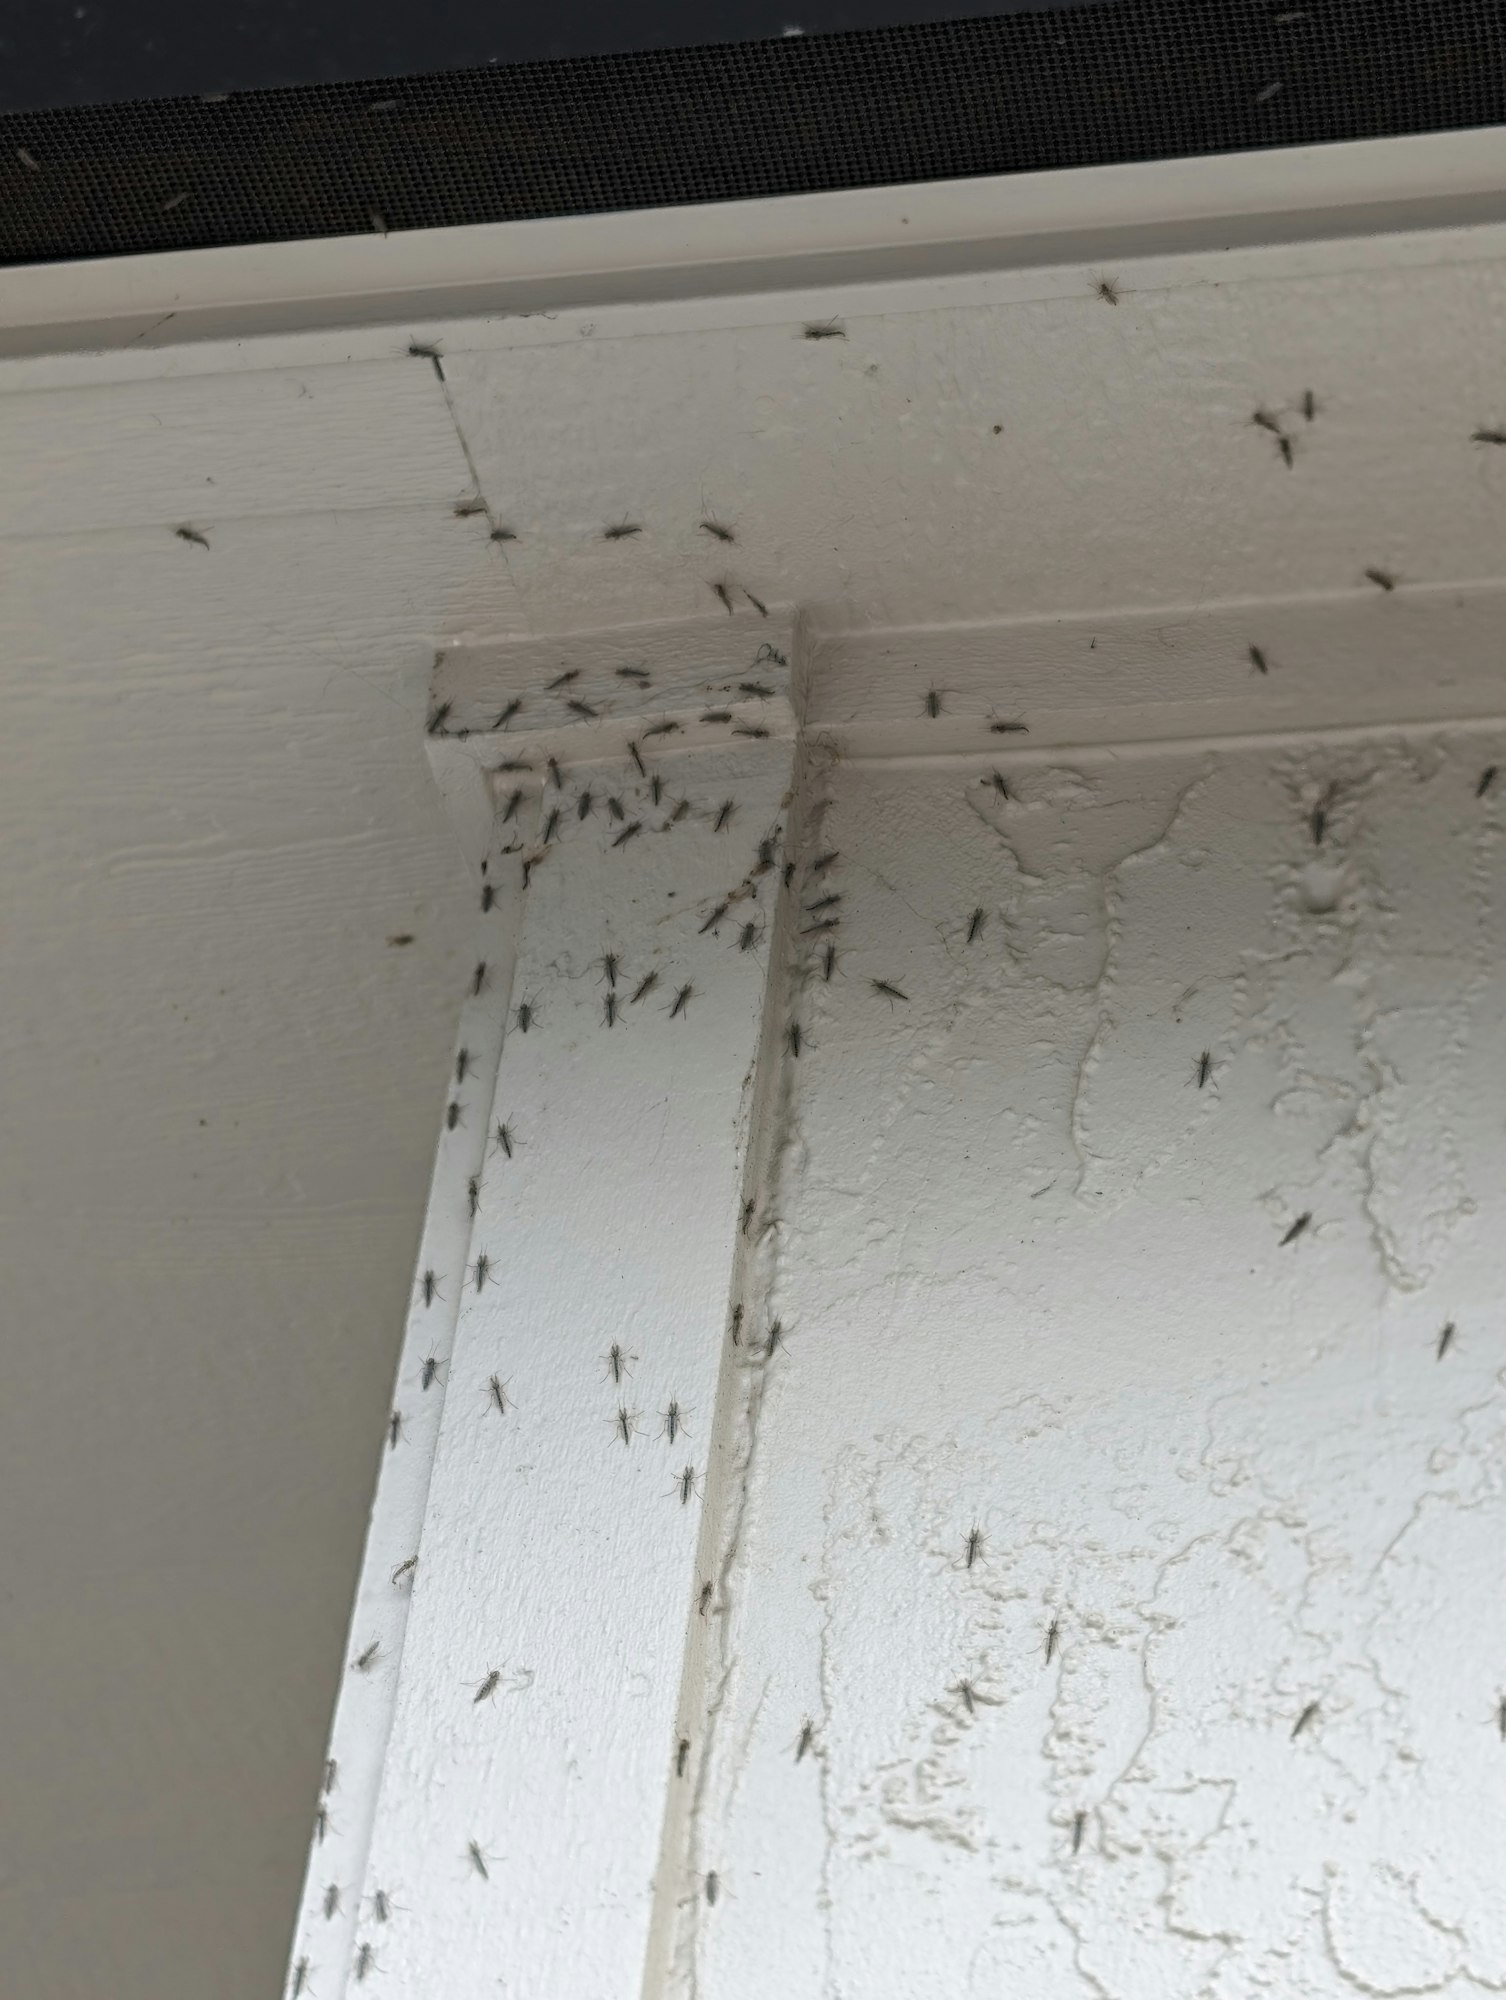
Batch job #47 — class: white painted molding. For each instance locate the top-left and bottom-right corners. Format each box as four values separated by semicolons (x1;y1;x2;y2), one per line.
6;127;1506;357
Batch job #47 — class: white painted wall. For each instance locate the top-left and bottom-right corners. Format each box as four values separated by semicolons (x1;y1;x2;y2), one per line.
6;139;1506;2000
681;713;1506;1999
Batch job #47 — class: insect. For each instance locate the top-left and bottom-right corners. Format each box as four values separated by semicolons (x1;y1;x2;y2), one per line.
987;772;1009;798
1045;1617;1060;1663
964;1527;984;1569
786;1023;802;1057
670;984;694;1018
642;720;680;739
739;680;774;699
1277;436;1295;468
1251;409;1283;435
618;664;651;682
745;590;770;616
474;1669;502;1703
547;757;564;789
1301;390;1318;422
1280;1212;1312;1246
597;952;619;986
578;791;595;821
323;1758;337;1794
566;699;598;719
700;901;730;934
292;1958;311;1995
1310;787;1332;844
739;923;757;951
629;742;647;776
446;1102;461;1131
501;789;523;823
1291;1701;1319;1739
494;1121;514;1158
616;1406;635;1446
454;496;487;518
741;1202;755;1236
481;884;495;912
372;1890;391;1922
1365;566;1396;591
700;520;735;542
421;1356;441;1390
699;1581;714;1615
455;1049;472;1085
955;1679;976;1716
175;524;211;549
1471;426;1506;445
731;1303;744;1342
388;934;414;947
314;1808;329;1844
515;1001;534;1032
471;1251;494;1292
542;808;561;844
489;1375;509;1415
795;1721;814;1761
353;1641;380;1672
421;1269;441;1307
323;1883;341;1920
823;942;837;980
677;1737;691;1775
1249;645;1269;675
608;796;626;819
711;581;735;614
468;1841;490;1879
391;1554;418;1585
967;908;986;943
1195;1050;1212;1089
990;719;1028;734
670;799;690;824
768;1314;786;1351
491;526;516;544
631;972;658;1004
468;1174;481;1217
676;1464;698;1505
1071;1811;1087;1855
1498;1696;1506;1741
472;961;489;997
649;777;664;806
613;822;642;847
603;993;619;1027
924;688;943;718
810;850;838;874
495;758;533;774
705;1872;720;1905
605;1343;634;1383
1477;766;1497;798
426;700;452;735
604;523;641;540
806;893;841;913
1095;276;1120;304
547;670;579;692
803;320;845;339
1437;1321;1455;1359
520;859;533;889
871;979;909;1003
663;1399;687;1443
715;801;735;831
734;725;770;739
388;1411;403;1450
801;919;839;937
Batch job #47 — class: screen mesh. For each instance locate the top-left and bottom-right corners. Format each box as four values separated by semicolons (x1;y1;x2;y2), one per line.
3;0;1504;266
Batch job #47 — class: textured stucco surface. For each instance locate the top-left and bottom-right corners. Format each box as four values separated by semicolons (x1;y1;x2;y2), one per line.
680;729;1506;1997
